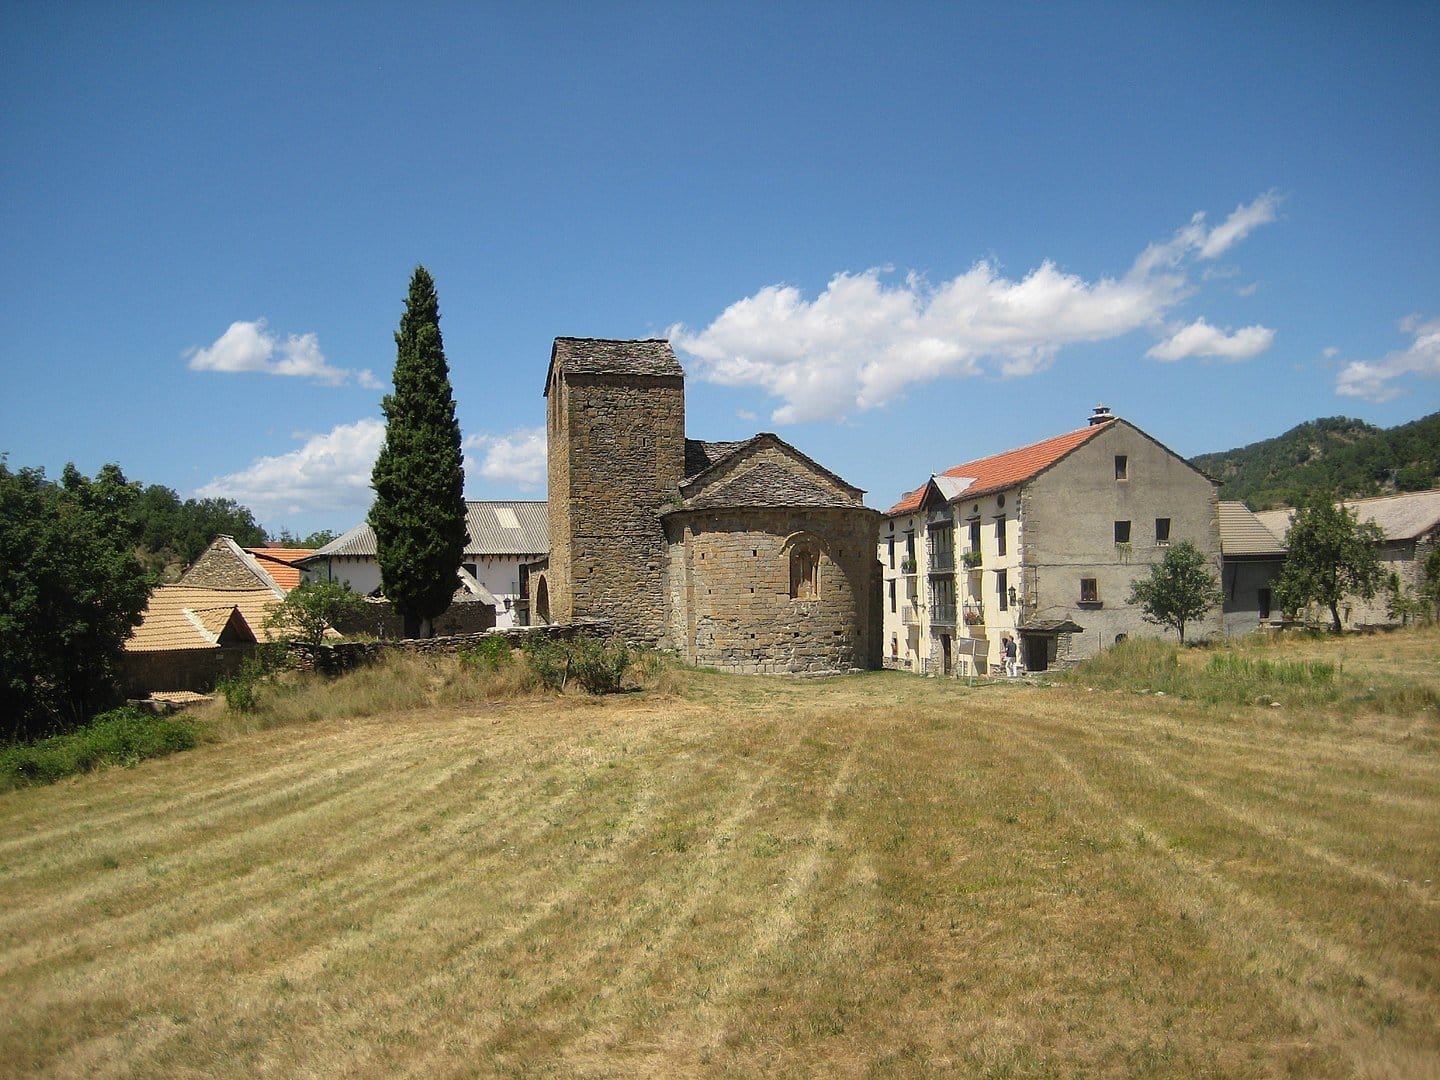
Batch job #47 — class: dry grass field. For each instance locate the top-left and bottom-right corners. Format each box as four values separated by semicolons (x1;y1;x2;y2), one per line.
2;628;1438;1078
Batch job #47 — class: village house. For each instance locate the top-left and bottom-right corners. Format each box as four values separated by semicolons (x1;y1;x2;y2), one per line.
527;338;881;673
297;501;542;629
122;536;302;695
881;407;1222;675
1254;488;1440;628
1217;501;1288;636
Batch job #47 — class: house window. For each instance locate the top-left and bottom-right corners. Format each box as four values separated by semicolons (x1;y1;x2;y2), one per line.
791;546;819;600
1155;518;1171;546
968;519;981;552
1114;520;1131;545
887;536;895;569
994;517;1006;557
997;569;1009;611
1080;577;1099;603
1115;455;1128;480
1259;588;1272;620
888;580;897;613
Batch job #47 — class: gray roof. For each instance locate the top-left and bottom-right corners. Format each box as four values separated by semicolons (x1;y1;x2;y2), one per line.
673;433;867;512
1254;488;1440;545
305;501;549;561
546;338;682;393
1219;502;1287;557
684;438;750;481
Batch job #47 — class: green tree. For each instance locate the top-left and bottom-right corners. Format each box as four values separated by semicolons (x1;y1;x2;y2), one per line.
1126;540;1223;643
1273;493;1385;632
130;484;267;576
263;580;368;647
369;266;467;638
1420;545;1440;622
0;461;150;741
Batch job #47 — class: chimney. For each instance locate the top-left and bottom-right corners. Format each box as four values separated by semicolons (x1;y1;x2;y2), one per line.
1089;404;1115;426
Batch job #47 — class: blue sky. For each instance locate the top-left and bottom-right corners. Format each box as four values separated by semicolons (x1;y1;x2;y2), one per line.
3;3;1437;535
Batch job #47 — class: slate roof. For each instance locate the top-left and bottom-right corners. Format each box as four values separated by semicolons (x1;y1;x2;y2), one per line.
887;424;1109;515
127;586;280;653
684;439;751;481
1219;502;1287;557
673;433;867;512
545;338;683;393
304;501;549;561
1254;488;1440;545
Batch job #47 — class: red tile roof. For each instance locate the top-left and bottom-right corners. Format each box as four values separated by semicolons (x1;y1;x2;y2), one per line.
886;424;1108;516
244;547;314;592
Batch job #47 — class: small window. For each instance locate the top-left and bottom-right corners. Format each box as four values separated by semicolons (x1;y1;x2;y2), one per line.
1115;455;1128;480
887;536;895;569
1114;520;1131;545
968;519;981;551
1080;577;1099;603
997;569;1009;611
1155;518;1171;546
994;517;1006;557
791;546;819;600
1259;588;1272;620
888;580;897;613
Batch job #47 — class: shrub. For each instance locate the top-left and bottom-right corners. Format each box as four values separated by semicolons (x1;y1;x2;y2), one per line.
569;636;632;694
0;706;198;791
215;644;288;713
458;635;514;671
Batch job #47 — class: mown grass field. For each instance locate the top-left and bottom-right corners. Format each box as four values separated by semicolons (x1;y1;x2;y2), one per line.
2;629;1438;1077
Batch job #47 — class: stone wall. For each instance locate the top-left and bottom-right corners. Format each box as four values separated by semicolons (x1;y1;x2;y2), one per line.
120;644;257;696
548;371;685;643
664;506;881;674
178;538;268;590
329;596;495;640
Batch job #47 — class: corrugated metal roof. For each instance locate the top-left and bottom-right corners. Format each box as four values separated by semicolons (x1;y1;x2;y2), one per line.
306;501;549;561
1219;502;1287;557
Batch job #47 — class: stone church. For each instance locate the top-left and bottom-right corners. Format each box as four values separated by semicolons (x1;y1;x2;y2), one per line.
528;338;881;674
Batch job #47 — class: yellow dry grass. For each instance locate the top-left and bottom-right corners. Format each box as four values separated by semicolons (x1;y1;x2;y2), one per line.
2;628;1438;1078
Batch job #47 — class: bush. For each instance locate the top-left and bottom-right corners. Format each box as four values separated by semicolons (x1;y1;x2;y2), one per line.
458;635;515;671
0;706;198;791
569;636;632;694
215;644;288;713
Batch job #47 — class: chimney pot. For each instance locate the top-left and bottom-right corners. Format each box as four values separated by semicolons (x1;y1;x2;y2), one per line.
1089;404;1115;426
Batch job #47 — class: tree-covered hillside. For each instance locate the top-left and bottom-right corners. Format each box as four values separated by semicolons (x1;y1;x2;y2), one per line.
1191;412;1440;509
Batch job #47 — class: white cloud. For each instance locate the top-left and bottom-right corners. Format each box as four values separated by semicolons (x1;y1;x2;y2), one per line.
186;319;374;387
1197;191;1281;259
195;418;386;520
670;196;1281;424
464;427;547;491
1146;318;1275;362
1335;315;1440;403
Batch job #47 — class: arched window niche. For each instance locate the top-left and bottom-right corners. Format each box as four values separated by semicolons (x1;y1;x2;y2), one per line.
781;532;827;601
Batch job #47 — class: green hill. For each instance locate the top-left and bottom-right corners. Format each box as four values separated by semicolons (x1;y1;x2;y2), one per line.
1191;411;1440;508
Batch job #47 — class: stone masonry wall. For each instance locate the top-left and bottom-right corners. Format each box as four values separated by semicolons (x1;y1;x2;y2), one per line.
549;371;686;643
664;506;880;674
178;539;268;590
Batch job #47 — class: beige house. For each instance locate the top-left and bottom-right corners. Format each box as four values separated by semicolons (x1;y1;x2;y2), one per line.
1255;488;1440;628
881;407;1221;675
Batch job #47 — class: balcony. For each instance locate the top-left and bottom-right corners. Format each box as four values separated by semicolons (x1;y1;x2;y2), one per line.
961;549;983;570
927;550;956;573
931;603;957;626
901;602;924;626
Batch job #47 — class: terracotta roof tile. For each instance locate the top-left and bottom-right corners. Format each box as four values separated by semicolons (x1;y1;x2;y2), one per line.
127;586;280;653
244;547;314;592
886;424;1107;515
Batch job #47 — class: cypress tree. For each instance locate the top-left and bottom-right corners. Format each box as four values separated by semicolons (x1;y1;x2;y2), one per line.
369;266;467;638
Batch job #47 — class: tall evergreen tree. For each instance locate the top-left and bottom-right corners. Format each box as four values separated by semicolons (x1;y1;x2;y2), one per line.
369;266;467;638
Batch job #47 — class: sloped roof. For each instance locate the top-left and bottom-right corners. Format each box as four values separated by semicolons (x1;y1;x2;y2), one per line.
887;424;1109;515
672;433;866;512
243;547;315;591
544;338;682;393
1254;488;1440;544
127;586;279;653
1219;502;1287;557
304;501;549;561
684;439;750;481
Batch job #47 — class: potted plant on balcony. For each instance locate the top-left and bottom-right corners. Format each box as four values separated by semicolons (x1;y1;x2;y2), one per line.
900;556;917;573
962;549;983;569
963;605;984;626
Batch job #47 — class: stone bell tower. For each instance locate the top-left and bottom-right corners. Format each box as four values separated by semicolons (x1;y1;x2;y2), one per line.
543;338;686;642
